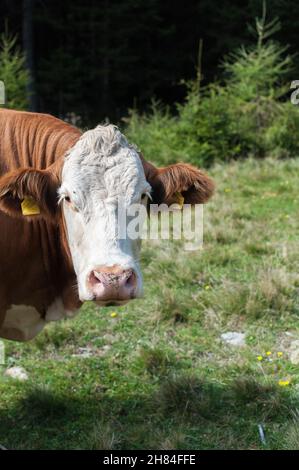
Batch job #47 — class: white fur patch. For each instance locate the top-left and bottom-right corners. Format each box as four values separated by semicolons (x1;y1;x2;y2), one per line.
0;299;80;342
1;305;45;341
45;298;79;321
45;297;65;321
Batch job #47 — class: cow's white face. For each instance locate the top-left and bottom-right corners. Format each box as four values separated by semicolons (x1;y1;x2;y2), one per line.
59;126;151;305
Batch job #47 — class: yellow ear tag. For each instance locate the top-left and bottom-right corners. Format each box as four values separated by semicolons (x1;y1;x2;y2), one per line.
174;192;184;209
21;197;40;216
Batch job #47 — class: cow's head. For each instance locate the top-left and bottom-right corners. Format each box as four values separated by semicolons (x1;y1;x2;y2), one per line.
0;125;214;306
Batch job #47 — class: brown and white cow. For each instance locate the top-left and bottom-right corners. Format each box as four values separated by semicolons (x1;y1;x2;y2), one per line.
0;108;214;342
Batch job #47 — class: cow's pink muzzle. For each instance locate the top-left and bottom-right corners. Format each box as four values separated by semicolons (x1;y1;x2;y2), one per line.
87;265;137;305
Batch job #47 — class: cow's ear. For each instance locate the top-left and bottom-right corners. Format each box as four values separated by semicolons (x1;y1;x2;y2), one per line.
141;157;215;205
0;168;59;221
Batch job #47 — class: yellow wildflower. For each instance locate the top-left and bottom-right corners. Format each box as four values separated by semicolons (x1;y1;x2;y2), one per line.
110;312;118;318
257;356;263;361
266;351;272;356
278;380;290;387
277;352;283;357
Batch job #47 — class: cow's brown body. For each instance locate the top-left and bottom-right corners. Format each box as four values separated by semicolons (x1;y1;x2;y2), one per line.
0;109;82;340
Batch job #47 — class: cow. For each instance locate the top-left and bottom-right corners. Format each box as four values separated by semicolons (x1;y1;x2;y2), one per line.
0;108;214;342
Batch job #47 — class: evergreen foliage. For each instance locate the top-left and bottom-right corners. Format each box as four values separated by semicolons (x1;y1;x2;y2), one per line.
0;33;29;110
126;5;299;166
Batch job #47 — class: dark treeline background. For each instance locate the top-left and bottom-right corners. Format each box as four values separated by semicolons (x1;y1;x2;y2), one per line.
1;0;298;125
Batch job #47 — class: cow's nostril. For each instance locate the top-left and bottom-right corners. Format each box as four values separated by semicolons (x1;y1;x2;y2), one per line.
93;271;102;282
125;270;136;288
90;270;103;285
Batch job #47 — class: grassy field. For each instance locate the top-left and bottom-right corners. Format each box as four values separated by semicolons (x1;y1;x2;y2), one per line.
1;157;299;450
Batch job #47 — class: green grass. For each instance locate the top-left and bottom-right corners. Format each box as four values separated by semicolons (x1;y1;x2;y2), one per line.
1;157;299;449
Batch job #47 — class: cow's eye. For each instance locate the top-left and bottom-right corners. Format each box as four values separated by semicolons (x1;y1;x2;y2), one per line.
63;195;79;212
